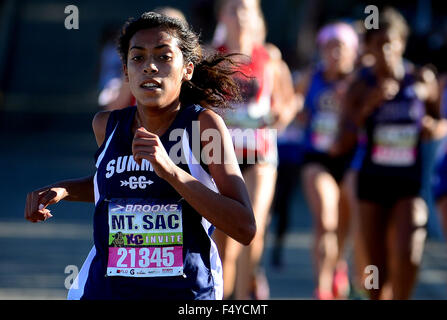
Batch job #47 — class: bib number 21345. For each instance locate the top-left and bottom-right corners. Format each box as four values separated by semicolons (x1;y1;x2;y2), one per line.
106;198;184;278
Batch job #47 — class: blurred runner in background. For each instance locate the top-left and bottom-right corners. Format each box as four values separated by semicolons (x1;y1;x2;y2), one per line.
211;0;297;300
97;23;124;109
295;21;359;299
333;7;442;300
432;73;447;241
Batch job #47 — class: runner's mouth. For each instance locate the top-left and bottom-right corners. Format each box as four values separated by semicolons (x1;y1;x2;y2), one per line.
140;80;162;90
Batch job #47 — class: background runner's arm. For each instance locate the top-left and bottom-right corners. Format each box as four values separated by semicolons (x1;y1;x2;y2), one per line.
330;79;367;157
269;59;300;131
294;69;312;126
415;66;440;118
416;67;447;140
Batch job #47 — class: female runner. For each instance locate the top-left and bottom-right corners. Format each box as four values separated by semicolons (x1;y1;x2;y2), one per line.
211;0;297;299
333;8;440;299
24;12;256;300
296;22;359;299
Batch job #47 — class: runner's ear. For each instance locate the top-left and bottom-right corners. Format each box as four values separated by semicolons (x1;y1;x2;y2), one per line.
183;62;194;81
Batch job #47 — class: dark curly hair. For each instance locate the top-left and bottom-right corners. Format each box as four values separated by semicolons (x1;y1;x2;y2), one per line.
117;11;243;111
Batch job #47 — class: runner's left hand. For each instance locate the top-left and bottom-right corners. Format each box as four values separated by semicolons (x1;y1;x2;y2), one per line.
132;127;178;180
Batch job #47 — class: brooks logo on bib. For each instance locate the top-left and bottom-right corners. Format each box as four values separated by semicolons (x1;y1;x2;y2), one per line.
107;198;184;277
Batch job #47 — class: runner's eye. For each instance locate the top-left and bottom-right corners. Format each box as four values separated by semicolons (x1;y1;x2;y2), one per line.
159;54;172;62
131;55;143;62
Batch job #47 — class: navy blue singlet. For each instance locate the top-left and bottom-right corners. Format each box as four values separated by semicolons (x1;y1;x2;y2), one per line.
303;67;342;154
301;66;355;182
359;66;425;181
68;104;223;300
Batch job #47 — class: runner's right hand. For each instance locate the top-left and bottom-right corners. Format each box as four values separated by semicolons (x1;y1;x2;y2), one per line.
24;187;68;223
364;78;400;114
381;78;400;100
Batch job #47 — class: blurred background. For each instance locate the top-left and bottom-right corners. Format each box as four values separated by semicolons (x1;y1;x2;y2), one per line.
0;0;446;299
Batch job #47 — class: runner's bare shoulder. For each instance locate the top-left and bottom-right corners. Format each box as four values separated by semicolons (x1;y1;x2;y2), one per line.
92;111;112;147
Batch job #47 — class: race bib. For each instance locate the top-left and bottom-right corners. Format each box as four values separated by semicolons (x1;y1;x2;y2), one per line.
372;124;418;166
107;198;184;278
310;112;339;152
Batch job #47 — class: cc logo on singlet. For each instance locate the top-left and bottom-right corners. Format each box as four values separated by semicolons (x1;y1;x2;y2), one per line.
120;176;154;189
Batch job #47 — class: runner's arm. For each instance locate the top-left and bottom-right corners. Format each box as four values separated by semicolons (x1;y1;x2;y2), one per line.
330;79;367;157
270;59;300;131
24;111;110;222
159;110;256;245
294;69;312;126
416;67;447;140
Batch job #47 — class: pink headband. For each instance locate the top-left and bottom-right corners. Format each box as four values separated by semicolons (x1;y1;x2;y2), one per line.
317;23;359;51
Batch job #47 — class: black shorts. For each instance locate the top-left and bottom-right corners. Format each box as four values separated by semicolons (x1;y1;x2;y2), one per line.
357;172;421;207
301;152;352;183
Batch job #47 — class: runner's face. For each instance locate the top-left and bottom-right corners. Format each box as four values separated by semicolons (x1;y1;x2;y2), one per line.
321;39;356;74
124;27;193;108
368;30;405;71
219;0;259;39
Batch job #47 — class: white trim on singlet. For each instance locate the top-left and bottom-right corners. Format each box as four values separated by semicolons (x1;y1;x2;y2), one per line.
182;129;223;300
95;124;118;169
66;246;96;300
67;124;118;300
93;172;100;206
